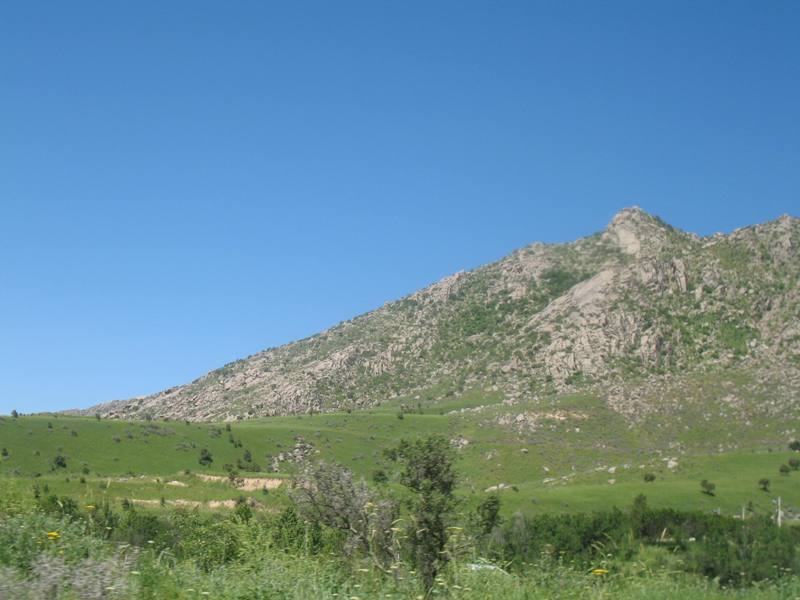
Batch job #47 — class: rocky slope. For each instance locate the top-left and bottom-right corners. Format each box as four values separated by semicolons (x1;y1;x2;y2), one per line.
82;207;800;422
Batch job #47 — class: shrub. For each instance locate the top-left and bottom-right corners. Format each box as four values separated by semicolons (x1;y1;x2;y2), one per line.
687;516;797;585
759;478;770;492
780;464;791;476
700;479;715;496
644;472;656;482
372;468;388;484
291;460;396;563
475;493;502;535
198;448;213;467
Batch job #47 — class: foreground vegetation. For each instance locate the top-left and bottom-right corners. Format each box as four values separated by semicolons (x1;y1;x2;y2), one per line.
1;424;799;599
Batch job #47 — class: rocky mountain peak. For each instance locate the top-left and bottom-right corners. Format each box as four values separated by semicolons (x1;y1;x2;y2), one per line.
77;209;799;422
602;206;674;256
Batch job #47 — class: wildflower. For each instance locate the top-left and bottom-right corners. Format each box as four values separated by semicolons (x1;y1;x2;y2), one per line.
46;531;60;541
85;504;96;510
357;568;369;572
591;568;609;576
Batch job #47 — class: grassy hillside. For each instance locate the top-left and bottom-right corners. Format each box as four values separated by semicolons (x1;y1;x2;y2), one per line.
2;407;799;519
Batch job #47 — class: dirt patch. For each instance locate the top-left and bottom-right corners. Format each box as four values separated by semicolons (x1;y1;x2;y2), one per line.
195;474;284;491
128;498;270;510
207;499;237;509
130;498;201;508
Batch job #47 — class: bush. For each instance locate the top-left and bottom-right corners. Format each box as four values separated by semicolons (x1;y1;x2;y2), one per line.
291;460;396;562
687;516;797;585
700;479;715;496
198;448;213;467
475;493;502;535
372;468;388;484
644;472;656;482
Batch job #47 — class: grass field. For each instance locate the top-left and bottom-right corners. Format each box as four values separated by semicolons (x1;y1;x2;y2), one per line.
1;410;798;519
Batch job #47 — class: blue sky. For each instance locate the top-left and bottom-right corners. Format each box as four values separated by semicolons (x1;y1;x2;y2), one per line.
1;1;798;415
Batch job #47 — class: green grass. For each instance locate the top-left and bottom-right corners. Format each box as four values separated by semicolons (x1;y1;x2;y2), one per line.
2;410;799;520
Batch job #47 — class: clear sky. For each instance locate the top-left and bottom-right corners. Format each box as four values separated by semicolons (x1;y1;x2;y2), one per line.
1;1;798;415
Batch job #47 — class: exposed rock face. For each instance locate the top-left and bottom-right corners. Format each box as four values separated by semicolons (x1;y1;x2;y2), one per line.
79;208;800;422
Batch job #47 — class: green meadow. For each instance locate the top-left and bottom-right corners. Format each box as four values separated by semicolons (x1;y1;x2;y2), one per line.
1;410;798;519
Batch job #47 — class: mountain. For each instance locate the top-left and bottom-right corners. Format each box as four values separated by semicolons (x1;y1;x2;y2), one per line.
81;207;800;428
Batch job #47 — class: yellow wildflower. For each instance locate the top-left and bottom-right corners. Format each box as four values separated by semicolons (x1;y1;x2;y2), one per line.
591;567;609;576
46;531;60;541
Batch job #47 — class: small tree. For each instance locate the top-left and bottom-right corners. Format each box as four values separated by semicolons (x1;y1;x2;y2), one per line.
779;464;791;476
52;454;67;469
243;449;252;463
789;440;800;452
291;460;396;564
198;448;213;467
475;493;502;535
1;447;8;458
700;479;716;496
387;435;458;592
758;478;770;492
789;458;800;471
643;472;656;483
11;410;19;419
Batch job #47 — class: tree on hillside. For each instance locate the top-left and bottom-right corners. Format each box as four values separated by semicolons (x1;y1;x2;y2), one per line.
52;454;67;469
643;472;656;483
386;435;458;592
789;440;800;452
789;458;800;471
198;448;213;467
758;478;770;492
779;464;790;476
11;409;18;419
700;480;716;496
